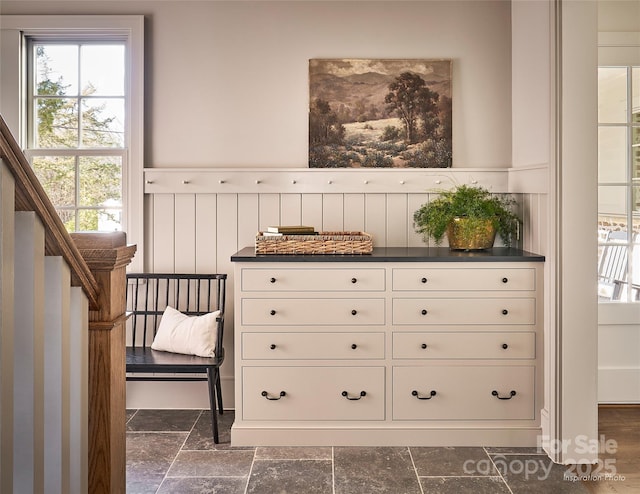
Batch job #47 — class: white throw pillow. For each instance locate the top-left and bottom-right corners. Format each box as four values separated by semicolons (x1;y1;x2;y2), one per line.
151;306;220;358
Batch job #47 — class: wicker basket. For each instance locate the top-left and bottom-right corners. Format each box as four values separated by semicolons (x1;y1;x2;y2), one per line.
255;231;373;255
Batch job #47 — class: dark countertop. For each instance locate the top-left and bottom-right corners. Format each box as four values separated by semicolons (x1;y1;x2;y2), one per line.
231;246;545;263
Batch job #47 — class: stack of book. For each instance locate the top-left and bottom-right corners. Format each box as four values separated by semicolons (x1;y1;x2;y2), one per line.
262;225;317;237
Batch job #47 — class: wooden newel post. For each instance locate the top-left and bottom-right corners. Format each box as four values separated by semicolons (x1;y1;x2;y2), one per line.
71;232;137;494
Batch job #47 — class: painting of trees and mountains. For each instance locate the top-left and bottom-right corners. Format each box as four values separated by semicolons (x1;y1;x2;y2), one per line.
309;59;452;168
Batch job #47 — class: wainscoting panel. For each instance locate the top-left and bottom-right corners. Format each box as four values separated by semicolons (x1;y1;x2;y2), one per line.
130;168;549;409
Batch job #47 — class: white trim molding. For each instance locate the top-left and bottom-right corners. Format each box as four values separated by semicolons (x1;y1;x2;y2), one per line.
143;167;510;195
0;14;145;271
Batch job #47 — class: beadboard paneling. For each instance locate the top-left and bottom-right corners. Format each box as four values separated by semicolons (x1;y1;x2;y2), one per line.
131;168;549;410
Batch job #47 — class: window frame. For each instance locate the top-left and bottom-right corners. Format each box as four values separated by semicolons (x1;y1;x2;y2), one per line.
0;15;144;271
597;64;639;303
598;32;640;310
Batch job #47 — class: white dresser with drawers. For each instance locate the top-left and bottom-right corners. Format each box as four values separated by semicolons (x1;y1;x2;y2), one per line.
230;247;545;446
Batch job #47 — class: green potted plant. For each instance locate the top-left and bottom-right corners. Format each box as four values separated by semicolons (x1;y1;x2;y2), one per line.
413;184;521;250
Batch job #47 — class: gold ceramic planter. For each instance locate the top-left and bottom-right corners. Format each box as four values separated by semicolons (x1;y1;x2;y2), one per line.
446;217;497;250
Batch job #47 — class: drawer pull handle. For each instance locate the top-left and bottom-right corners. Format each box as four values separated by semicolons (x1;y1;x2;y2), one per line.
270;344;276;350
421;277;428;283
351;344;358;350
351;278;358;284
341;390;366;400
492;390;516;400
412;390;437;400
270;310;277;316
502;343;509;350
421;343;428;349
262;390;286;400
270;277;276;283
502;277;509;283
502;309;509;315
351;309;357;316
421;309;428;315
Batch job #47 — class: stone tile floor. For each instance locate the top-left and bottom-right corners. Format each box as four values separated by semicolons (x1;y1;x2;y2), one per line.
126;409;629;494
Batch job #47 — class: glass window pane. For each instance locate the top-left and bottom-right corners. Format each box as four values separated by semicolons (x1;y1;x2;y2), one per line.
599;126;627;182
599;185;628;218
81;45;124;96
35;98;78;148
632;67;640;116
32;156;75;207
56;209;76;231
28;37;127;235
35;45;78;96
79;156;122;207
98;208;122;231
76;209;100;231
599;67;628;123
634;186;640;234
81;98;124;147
77;208;121;232
630;238;640;301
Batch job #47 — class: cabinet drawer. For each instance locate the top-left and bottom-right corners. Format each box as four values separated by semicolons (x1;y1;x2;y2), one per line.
392;298;535;325
392;332;535;359
242;366;385;421
392;268;535;291
243;332;385;359
241;268;385;292
242;298;385;326
392;365;535;420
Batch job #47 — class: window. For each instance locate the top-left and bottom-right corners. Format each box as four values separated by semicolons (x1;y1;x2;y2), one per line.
0;15;144;270
26;41;126;231
597;65;640;302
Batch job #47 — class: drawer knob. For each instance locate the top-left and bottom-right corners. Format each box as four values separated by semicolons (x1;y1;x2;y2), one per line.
502;277;509;283
270;310;277;316
351;309;358;316
351;278;358;284
492;390;517;400
502;343;509;350
412;390;437;400
351;344;358;350
270;277;276;283
421;343;428;349
421;277;428;284
261;390;286;400
421;309;428;315
270;344;277;350
341;390;366;400
502;309;509;315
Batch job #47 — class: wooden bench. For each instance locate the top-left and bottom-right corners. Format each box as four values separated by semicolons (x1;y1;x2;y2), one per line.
125;273;227;443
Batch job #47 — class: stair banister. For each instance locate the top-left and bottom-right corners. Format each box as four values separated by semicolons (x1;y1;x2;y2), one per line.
0;115;100;309
0;114;136;493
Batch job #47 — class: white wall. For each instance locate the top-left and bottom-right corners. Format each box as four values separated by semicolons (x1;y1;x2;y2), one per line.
511;0;551;169
1;0;513;168
0;0;519;411
598;0;640;32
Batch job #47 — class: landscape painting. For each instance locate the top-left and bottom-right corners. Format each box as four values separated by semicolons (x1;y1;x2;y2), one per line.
309;59;452;168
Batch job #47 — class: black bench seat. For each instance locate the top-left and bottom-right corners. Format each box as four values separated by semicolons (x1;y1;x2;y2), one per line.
125;273;227;443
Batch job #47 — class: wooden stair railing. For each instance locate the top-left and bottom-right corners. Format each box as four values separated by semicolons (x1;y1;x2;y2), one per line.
72;232;136;494
0;114;136;493
0;116;100;309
